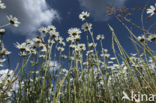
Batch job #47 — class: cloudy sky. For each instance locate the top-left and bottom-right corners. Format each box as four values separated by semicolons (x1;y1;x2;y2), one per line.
0;0;156;69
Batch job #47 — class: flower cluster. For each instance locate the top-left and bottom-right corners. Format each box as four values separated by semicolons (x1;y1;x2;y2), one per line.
0;2;156;103
137;34;156;43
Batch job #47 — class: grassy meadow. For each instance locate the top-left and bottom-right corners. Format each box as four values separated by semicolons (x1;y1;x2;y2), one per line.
0;1;156;103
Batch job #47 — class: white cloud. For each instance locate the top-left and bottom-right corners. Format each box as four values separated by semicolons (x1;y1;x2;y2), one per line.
0;0;59;36
79;0;126;21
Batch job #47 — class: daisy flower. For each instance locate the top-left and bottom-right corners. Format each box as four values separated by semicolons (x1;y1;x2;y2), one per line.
30;49;36;55
79;11;90;21
101;53;110;58
39;55;46;58
48;39;55;45
15;42;27;51
86;50;94;56
81;22;92;31
102;48;108;53
110;57;116;61
77;44;86;51
19;52;27;57
61;55;67;59
138;35;145;42
7;15;20;27
57;47;64;52
1;48;11;55
48;25;56;31
74;35;81;42
96;34;104;40
55;36;63;43
147;3;156;16
49;31;59;38
148;34;156;42
39;27;48;34
0;0;6;9
108;61;113;65
88;43;97;48
69;44;76;49
41;45;48;52
66;36;74;43
26;39;34;46
33;37;43;43
60;41;66;46
0;29;5;35
38;43;45;48
68;28;81;36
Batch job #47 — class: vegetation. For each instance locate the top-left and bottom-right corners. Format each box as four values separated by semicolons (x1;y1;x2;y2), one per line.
0;1;156;103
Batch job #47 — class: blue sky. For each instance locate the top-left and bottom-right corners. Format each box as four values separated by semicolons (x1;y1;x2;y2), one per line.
1;0;156;69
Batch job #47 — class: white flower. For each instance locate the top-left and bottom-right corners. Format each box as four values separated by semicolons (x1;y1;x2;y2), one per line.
147;3;156;16
0;29;5;35
69;56;74;61
0;0;6;9
101;53;110;58
130;53;137;57
55;36;63;43
137;35;145;42
110;57;116;61
62;69;68;73
49;31;59;38
30;49;36;55
88;43;97;48
7;15;20;27
100;81;104;85
77;44;86;51
81;22;92;31
26;39;34;46
15;42;30;52
60;41;66;46
33;37;43;43
0;48;11;56
39;27;48;34
96;34;104;40
148;34;156;42
86;50;94;56
2;48;11;55
0;69;14;83
0;58;6;64
39;55;46;58
108;61;113;64
74;35;81;42
69;44;76;49
61;55;67;59
48;25;56;31
57;47;64;52
68;28;81;36
79;11;90;21
19;51;27;56
41;45;47;52
48;39;55;45
66;36;74;43
102;48;108;53
39;43;45;48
